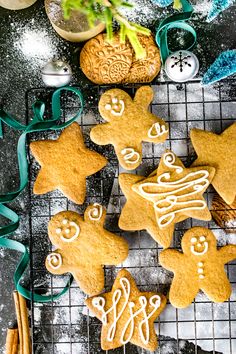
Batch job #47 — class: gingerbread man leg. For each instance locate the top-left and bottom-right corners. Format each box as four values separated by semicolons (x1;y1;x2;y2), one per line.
200;272;232;303
73;265;105;296
115;143;142;170
169;275;199;308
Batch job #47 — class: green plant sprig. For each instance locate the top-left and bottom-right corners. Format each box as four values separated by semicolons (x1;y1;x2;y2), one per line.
62;0;151;59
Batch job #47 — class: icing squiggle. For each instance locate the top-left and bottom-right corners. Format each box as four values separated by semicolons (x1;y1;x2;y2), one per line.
121;148;140;164
47;253;62;269
138;152;210;228
148;122;168;139
92;277;161;345
88;203;103;221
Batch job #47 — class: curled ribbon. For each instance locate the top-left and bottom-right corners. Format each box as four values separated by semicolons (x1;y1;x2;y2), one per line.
155;0;197;64
0;86;84;302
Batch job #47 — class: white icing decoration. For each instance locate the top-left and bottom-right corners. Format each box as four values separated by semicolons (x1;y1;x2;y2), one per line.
65;229;70;234
60;221;80;243
199;236;206;242
62;219;68;225
88;203;103;221
190;237;208;256
198;268;204;274
198;262;204;267
105;104;111;110
148;122;168;139
191;237;197;243
92;277;161;345
121;148;140;165
199;274;205;279
163;152;183;174
138;153;210;228
47;253;62;270
105;97;125;116
56;228;61;234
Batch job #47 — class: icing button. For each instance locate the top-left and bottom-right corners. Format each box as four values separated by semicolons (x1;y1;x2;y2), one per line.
165;50;199;83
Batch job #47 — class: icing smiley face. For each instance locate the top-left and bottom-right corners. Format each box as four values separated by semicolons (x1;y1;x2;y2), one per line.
105;96;125;117
190;235;208;256
55;218;80;243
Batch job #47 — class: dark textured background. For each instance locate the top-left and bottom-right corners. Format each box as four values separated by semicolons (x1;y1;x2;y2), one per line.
0;0;235;353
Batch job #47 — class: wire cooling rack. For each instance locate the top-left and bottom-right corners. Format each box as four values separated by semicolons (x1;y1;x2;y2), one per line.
26;80;236;354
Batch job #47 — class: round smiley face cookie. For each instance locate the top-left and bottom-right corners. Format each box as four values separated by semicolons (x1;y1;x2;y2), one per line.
45;204;129;296
159;227;236;308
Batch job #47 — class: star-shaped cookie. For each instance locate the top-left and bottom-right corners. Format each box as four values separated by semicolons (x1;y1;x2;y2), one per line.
30;122;107;204
119;173;174;248
86;269;166;351
45;205;129;295
190;122;236;205
120;151;215;248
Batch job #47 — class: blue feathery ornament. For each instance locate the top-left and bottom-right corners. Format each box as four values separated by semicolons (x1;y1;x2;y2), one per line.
154;0;173;6
207;0;235;22
153;0;182;9
201;50;236;85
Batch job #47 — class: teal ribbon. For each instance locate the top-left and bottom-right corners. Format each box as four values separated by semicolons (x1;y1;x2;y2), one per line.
155;0;197;63
0;86;83;302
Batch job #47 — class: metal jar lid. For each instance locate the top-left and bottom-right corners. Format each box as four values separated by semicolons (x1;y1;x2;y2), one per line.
164;50;199;82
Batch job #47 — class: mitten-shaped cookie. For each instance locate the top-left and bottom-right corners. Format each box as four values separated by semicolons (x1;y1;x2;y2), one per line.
45;204;129;295
159;227;236;308
86;269;166;351
90;86;168;170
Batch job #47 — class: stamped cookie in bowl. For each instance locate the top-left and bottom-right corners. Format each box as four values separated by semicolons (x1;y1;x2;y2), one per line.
45;204;129;296
80;32;161;84
90;86;168;170
86;269;166;351
159;227;236;308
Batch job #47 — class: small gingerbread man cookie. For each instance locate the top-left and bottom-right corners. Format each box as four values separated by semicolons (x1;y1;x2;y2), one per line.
159;227;236;308
90;86;168;170
45;204;129;296
86;269;166;351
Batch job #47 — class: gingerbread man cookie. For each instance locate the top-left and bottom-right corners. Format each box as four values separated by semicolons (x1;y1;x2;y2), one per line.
86;269;166;351
190;122;236;205
45;204;129;295
90;86;168;170
159;227;236;308
120;150;215;248
30;122;107;204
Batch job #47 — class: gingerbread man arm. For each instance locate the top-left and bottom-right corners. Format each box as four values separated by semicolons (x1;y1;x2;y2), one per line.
45;249;69;275
84;204;106;225
134;86;154;110
159;249;184;271
90;123;113;145
218;245;236;263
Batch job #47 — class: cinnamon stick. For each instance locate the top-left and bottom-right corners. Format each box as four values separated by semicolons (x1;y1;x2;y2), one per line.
5;328;18;354
13;291;31;354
